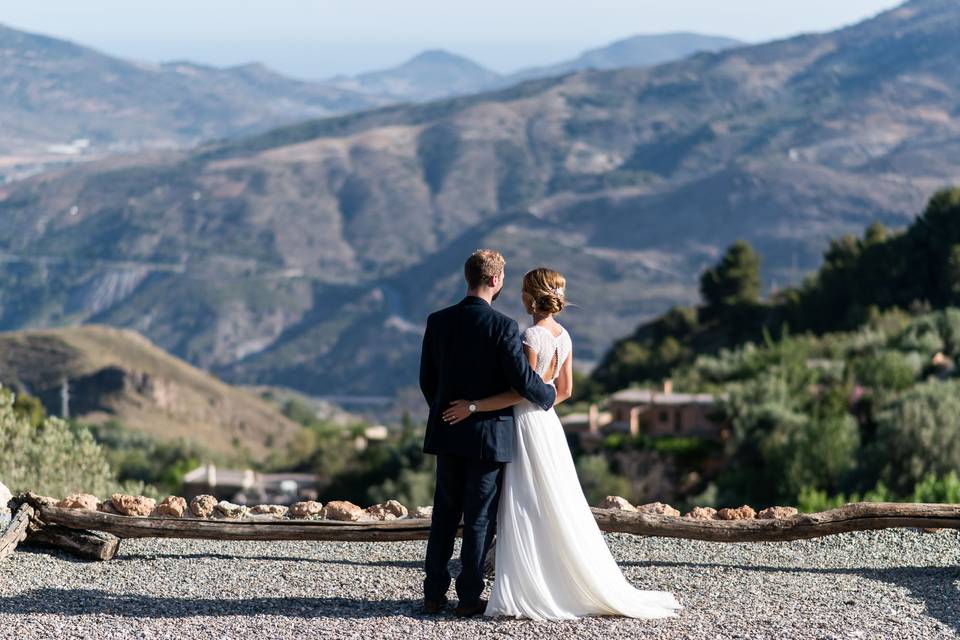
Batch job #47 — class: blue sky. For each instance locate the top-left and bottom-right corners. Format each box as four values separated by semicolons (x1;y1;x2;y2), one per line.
5;0;903;79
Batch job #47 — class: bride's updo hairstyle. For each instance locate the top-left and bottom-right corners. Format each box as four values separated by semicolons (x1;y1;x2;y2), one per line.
523;268;567;315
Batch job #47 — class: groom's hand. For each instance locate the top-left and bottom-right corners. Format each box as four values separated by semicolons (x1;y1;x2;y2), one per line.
442;400;473;425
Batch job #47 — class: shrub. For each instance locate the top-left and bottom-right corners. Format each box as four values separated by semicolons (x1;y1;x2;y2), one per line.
911;471;960;503
796;482;892;513
851;350;917;391
871;380;960;494
889;315;944;356
0;388;116;498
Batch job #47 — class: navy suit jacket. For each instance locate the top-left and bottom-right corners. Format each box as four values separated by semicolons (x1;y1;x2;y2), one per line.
419;296;557;463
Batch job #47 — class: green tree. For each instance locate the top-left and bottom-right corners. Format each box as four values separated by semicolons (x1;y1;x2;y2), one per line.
12;392;46;427
863;222;888;246
786;386;860;495
948;245;960;304
700;240;762;309
716;346;859;505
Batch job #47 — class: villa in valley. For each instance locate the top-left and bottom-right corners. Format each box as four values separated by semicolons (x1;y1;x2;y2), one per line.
562;381;729;440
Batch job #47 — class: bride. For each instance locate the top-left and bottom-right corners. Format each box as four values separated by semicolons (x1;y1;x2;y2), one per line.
442;267;682;621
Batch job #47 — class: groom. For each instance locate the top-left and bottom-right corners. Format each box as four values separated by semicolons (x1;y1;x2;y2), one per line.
419;249;557;617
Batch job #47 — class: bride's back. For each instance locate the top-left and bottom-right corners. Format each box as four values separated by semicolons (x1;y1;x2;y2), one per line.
522;324;572;382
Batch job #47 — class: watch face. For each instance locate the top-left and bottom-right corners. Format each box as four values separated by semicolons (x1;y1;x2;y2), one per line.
469;403;478;413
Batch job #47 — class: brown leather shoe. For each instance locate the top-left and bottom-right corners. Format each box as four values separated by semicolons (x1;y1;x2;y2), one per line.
454;598;488;618
423;597;448;615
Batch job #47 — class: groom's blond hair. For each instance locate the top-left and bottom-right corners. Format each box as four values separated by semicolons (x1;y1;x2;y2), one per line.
464;249;505;289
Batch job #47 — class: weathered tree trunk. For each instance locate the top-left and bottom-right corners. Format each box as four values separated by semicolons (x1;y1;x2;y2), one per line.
592;502;960;542
0;504;33;561
32;502;960;548
15;494;121;561
38;505;438;541
27;524;121;561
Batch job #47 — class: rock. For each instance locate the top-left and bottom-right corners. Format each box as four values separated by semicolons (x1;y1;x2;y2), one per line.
365;504;395;521
718;505;757;520
152;496;187;518
98;501;121;515
597;496;636;511
249;504;288;518
111;493;156;517
56;494;100;511
411;506;433;519
0;481;11;517
322;500;364;522
758;506;799;520
683;506;719;520
190;494;217;518
289;500;324;519
214;500;248;520
364;504;393;521
636;502;681;517
384;499;408;518
366;500;409;521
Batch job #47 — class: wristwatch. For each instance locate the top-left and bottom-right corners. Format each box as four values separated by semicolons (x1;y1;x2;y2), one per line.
468;403;478;414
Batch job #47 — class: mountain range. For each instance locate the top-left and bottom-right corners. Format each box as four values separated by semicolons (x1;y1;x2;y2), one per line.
327;33;743;101
0;24;738;183
1;0;957;410
501;32;744;85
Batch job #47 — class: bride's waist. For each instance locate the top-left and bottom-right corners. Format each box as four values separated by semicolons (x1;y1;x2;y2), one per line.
516;398;555;412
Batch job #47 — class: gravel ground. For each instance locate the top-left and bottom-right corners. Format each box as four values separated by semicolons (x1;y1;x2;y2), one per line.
2;529;960;639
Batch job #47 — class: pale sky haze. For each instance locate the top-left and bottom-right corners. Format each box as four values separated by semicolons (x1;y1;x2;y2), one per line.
4;0;905;79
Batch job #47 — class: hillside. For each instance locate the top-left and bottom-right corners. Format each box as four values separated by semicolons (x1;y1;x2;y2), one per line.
0;23;387;181
502;32;743;84
0;0;958;401
0;325;301;461
592;186;960;391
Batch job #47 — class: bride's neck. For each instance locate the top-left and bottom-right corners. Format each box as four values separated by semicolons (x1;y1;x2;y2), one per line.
532;312;553;323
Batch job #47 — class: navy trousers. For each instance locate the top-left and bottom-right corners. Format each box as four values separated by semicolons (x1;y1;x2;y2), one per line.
423;454;503;604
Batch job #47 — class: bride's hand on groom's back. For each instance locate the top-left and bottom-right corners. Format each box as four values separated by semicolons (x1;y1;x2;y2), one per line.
442;400;472;425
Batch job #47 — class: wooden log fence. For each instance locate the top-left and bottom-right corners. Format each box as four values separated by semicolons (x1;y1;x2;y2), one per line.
592;502;960;542
38;505;437;542
31;501;960;544
5;498;960;562
0;504;33;561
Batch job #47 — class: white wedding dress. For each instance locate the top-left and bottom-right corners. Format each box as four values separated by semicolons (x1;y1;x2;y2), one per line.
486;324;682;621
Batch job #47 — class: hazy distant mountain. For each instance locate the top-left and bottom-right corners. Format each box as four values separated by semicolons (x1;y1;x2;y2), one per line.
327;49;502;101
2;0;956;406
0;23;388;181
503;32;744;84
0;23;743;183
325;35;744;101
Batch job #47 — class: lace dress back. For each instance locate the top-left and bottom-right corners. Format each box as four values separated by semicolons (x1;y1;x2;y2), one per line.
522;325;572;382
